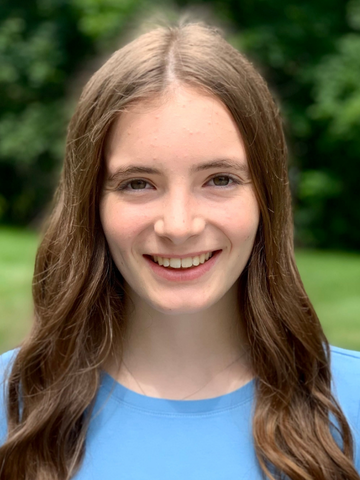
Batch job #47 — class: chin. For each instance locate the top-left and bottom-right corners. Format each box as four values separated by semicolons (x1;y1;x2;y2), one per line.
146;293;218;316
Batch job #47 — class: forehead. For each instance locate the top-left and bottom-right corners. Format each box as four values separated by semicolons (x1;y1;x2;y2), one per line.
104;86;247;172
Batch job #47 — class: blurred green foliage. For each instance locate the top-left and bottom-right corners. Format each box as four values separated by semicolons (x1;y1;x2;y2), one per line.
0;0;92;223
0;0;359;249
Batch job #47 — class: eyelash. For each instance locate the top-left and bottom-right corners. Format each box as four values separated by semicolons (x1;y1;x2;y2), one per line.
117;175;242;192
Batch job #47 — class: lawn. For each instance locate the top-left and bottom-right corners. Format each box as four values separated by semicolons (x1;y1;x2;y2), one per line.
0;227;38;354
295;250;360;350
0;228;359;354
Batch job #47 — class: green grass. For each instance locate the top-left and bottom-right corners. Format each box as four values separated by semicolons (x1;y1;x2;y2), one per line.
295;250;360;351
0;228;359;354
0;227;38;353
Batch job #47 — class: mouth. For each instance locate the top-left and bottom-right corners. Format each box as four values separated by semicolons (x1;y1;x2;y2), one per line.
145;250;221;269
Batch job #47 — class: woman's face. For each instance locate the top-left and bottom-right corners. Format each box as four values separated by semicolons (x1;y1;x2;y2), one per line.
100;86;260;315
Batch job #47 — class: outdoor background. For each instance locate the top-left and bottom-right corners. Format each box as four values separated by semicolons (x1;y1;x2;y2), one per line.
0;0;359;354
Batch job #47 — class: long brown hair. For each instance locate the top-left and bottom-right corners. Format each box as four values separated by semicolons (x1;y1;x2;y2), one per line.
1;21;359;480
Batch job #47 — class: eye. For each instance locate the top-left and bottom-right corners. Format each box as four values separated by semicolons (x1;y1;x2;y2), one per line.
207;175;241;187
117;179;153;191
128;179;148;190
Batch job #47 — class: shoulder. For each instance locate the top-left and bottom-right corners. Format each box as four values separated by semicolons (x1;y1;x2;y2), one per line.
0;349;18;383
329;345;360;428
0;349;19;443
0;348;19;400
330;345;360;385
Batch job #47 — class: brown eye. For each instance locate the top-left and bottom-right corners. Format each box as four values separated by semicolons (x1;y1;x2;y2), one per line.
212;175;231;186
130;180;147;189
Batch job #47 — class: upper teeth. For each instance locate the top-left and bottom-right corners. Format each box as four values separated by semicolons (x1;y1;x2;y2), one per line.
152;252;213;268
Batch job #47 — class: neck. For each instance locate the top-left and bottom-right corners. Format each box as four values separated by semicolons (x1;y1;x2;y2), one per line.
106;282;253;399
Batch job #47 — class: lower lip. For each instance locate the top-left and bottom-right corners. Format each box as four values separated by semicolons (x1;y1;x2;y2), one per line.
144;251;222;282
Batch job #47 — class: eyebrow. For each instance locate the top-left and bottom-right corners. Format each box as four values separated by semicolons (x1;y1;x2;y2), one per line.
193;160;249;175
107;159;249;182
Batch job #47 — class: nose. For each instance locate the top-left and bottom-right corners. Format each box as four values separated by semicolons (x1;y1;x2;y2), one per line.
154;189;206;244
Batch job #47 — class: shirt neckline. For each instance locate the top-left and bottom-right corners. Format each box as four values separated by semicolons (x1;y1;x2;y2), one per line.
100;371;255;415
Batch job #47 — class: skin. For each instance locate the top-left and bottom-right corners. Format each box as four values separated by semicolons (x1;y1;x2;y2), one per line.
100;85;260;399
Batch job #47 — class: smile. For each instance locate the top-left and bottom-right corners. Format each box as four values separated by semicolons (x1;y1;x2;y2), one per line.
144;250;222;282
151;252;214;269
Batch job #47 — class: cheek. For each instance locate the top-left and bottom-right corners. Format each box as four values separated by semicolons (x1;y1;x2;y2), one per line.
220;197;260;247
100;198;152;252
231;219;259;253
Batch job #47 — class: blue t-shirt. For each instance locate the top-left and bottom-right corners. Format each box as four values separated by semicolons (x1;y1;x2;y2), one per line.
1;346;360;479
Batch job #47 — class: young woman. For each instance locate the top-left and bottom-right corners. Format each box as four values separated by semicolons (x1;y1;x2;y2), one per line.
0;22;359;480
